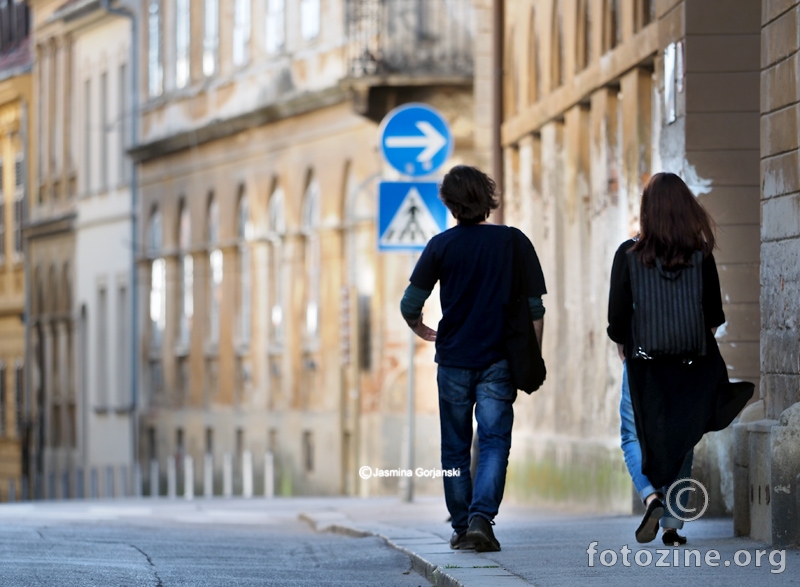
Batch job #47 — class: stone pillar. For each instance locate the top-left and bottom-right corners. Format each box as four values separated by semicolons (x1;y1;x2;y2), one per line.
770;403;800;546
619;67;652;236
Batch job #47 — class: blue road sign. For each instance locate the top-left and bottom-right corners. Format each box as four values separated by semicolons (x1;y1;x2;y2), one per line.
379;103;453;177
378;181;448;252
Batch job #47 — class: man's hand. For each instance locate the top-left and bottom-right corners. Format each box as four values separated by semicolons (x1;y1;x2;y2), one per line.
407;315;437;342
617;343;625;362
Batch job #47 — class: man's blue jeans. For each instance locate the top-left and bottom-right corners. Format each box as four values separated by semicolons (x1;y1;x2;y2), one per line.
437;359;516;534
620;362;693;530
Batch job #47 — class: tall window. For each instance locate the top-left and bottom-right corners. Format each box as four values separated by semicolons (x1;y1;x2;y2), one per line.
237;192;253;345
175;0;190;88
232;0;251;66
528;8;539;104
177;204;193;346
97;287;108;406
302;176;320;342
603;0;621;53
13;153;21;255
301;0;320;41
100;72;108;191
14;362;22;439
119;63;128;183
84;79;91;193
0;363;6;437
635;0;654;32
576;0;591;71
148;0;163;97
268;185;285;346
148;210;165;349
117;285;128;407
265;0;285;54
0;160;5;262
207;197;222;344
203;0;218;76
551;0;564;89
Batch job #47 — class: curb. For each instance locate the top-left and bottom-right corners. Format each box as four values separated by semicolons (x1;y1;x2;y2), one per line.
300;511;532;587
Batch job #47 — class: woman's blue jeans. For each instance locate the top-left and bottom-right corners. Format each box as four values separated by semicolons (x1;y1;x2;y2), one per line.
437;359;516;534
620;362;693;530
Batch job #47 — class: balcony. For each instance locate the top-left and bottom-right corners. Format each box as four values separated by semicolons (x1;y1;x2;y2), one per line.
344;0;474;120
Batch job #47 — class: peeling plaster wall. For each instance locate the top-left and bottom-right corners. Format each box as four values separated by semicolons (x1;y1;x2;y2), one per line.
497;0;762;513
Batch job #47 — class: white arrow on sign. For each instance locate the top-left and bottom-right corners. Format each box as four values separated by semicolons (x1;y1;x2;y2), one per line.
384;121;448;163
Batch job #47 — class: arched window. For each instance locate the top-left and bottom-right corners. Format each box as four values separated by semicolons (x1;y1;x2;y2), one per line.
237;189;253;345
576;0;591;71
207;195;222;345
528;7;539;104
177;202;192;347
302;175;320;343
268;184;285;348
551;0;564;89
148;208;165;349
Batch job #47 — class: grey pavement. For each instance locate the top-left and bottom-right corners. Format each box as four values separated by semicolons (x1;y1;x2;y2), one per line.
298;496;800;587
0;496;798;586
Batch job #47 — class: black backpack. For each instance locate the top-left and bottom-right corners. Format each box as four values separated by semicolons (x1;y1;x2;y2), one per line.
626;250;707;360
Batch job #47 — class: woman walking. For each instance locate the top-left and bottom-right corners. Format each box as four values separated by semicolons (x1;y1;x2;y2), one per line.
607;172;753;546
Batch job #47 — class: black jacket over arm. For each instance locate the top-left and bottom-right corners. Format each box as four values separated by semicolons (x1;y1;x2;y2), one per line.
607;239;753;488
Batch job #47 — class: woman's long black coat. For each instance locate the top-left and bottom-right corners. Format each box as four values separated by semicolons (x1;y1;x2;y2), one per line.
607;239;754;488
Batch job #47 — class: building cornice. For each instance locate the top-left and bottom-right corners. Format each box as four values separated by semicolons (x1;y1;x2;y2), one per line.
130;85;348;164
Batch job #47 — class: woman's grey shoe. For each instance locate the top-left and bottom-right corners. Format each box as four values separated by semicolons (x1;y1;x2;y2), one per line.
465;516;501;552
449;531;475;550
635;498;664;543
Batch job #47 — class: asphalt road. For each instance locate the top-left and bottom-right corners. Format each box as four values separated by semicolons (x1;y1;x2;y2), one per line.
0;500;430;587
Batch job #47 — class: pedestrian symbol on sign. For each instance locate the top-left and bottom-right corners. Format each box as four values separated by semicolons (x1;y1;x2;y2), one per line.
380;188;440;247
378;182;447;252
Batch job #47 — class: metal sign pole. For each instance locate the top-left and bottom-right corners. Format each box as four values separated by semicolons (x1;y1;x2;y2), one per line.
403;253;416;503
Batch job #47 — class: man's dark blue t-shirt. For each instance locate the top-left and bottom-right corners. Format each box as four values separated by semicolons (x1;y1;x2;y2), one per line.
409;224;546;370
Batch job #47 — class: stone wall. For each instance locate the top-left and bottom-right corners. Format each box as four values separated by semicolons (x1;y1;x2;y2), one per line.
760;0;800;420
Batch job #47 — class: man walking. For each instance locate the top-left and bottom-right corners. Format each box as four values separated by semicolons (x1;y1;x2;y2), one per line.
400;165;546;552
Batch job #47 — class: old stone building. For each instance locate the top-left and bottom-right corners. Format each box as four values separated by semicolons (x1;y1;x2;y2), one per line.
132;0;474;496
493;0;799;545
0;0;32;502
493;0;762;513
27;0;80;499
742;0;800;547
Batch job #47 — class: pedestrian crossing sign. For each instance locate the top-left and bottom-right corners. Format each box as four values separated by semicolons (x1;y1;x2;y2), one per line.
378;181;448;252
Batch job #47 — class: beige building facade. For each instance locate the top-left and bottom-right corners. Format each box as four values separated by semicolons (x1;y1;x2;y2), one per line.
28;0;79;499
0;0;32;500
133;0;474;496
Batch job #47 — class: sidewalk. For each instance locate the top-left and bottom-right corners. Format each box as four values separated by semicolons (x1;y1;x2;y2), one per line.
299;496;799;587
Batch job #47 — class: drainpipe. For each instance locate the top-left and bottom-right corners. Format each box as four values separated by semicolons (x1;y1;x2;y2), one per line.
492;0;504;223
21;100;31;498
101;0;140;485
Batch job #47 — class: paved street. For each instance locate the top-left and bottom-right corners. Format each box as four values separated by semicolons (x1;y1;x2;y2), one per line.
0;499;429;587
0;496;797;586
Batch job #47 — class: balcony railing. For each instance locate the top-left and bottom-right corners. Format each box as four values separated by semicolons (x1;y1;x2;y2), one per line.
345;0;474;80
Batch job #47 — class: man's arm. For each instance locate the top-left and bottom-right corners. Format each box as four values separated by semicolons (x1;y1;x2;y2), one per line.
400;284;436;342
533;318;543;349
529;297;545;348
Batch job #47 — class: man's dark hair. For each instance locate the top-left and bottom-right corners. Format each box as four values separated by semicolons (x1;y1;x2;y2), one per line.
439;165;499;225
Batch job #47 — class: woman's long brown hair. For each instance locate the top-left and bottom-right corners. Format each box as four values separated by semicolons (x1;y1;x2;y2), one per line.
630;172;716;268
